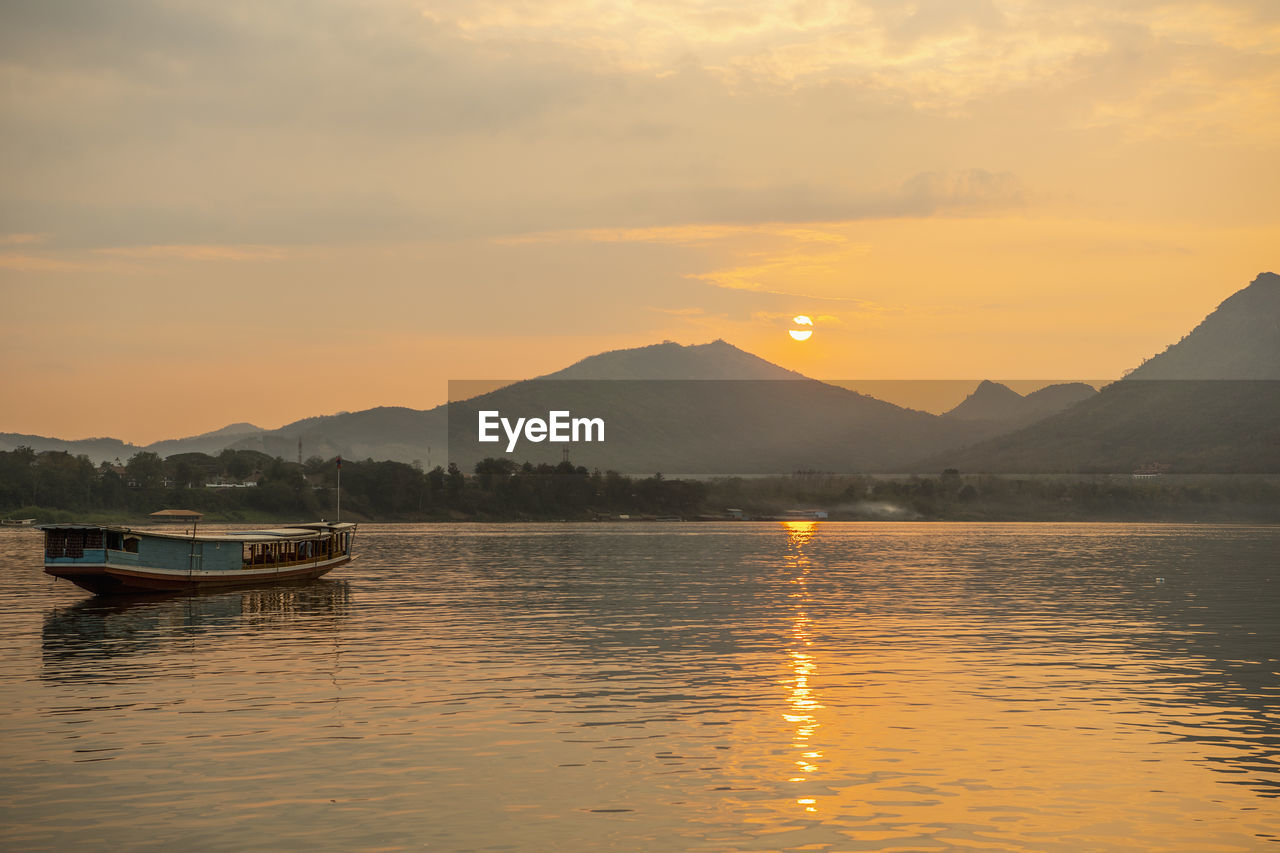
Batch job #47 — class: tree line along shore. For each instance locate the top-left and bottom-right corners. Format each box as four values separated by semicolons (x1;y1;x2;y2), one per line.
2;447;1279;525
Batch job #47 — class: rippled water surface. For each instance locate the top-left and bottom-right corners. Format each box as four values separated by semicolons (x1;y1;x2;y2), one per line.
1;522;1278;851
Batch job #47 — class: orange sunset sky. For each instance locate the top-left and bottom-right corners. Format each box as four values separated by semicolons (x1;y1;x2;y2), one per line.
2;1;1277;444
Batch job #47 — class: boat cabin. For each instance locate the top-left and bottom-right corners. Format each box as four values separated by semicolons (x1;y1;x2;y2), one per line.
45;524;354;571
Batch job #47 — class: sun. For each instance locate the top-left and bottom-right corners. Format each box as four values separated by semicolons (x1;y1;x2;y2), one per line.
789;315;814;341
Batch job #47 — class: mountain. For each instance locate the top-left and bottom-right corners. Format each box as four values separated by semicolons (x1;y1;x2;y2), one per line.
4;343;823;470
230;341;964;474
944;380;1028;422
1021;383;1101;418
0;423;267;466
15;271;1276;476
929;380;1280;473
444;374;951;475
925;272;1280;473
545;340;806;380
0;433;139;464
943;380;1098;437
144;423;266;458
1126;271;1280;379
195;422;263;438
227;407;446;467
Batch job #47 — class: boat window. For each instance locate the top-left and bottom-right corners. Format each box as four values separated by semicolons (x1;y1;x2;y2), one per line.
123;536;140;553
45;529;72;558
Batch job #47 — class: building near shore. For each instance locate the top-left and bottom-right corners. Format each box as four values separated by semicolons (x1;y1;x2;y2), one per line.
148;509;204;524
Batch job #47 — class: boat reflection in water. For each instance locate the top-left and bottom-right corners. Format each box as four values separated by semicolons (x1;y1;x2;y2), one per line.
41;580;351;680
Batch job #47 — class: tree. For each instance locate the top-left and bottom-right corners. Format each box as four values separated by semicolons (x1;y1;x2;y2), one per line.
426;466;445;507
31;452;95;509
474;457;516;490
446;463;465;503
218;448;265;481
126;451;164;488
0;447;37;506
96;461;128;508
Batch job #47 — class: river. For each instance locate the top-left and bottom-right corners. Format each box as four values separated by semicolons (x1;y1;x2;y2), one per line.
1;522;1276;851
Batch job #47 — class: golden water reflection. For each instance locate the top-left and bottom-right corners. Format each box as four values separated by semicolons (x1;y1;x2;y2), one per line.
783;521;824;813
721;521;1280;850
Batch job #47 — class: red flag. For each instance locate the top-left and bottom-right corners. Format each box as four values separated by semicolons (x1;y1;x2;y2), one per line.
336;455;342;469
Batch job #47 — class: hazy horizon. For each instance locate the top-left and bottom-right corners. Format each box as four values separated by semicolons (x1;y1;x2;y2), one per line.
4;367;1120;446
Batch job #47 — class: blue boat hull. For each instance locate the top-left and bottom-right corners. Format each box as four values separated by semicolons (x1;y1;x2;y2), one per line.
46;554;353;595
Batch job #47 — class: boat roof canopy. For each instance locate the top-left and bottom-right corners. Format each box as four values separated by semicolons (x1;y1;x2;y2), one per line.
39;521;356;544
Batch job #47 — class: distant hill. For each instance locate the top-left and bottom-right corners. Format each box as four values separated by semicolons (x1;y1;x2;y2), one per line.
4;343;821;469
925;272;1280;473
195;422;263;438
225;340;809;467
227;407;446;467
0;433;139;464
0;423;267;466
944;380;1026;421
144;423;266;458
233;341;965;474
944;380;1097;431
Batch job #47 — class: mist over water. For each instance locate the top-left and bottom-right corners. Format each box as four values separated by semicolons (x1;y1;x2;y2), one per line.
1;523;1277;851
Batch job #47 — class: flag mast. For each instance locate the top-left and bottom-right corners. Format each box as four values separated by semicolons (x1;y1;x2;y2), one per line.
336;455;342;522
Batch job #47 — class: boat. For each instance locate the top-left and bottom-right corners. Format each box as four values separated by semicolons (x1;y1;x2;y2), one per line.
41;521;356;595
2;517;37;526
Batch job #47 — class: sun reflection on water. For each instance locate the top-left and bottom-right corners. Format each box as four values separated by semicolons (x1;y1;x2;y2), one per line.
782;521;824;813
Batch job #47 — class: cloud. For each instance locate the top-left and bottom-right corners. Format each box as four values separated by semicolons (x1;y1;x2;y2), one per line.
688;270;876;304
679;235;880;305
753;311;846;324
0;253;88;272
648;306;707;316
501;223;853;246
0;233;46;246
0;0;1275;253
0;242;293;276
94;244;289;262
499;169;1025;247
899;169;1025;213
